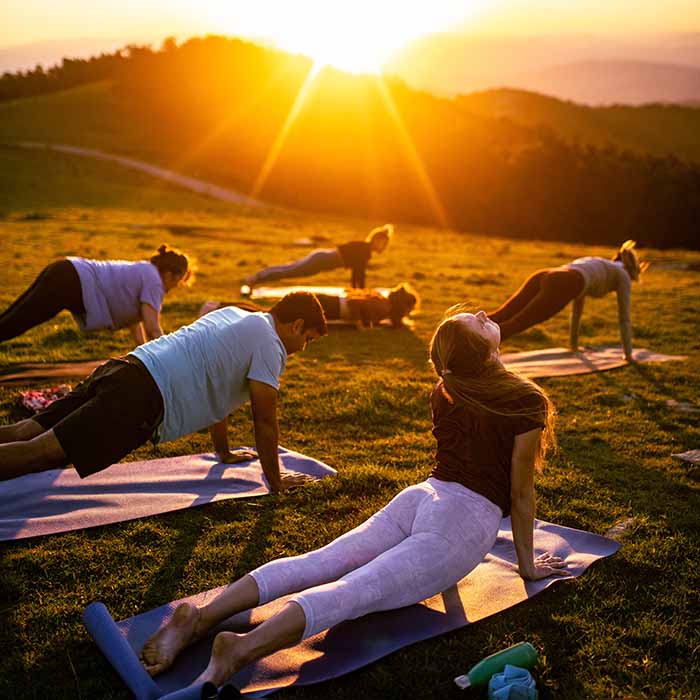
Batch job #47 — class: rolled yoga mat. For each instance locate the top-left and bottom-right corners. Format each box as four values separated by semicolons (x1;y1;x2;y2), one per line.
501;346;686;379
0;359;104;385
84;518;619;699
0;448;335;541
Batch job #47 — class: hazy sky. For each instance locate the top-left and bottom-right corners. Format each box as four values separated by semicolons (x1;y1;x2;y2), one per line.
3;0;700;68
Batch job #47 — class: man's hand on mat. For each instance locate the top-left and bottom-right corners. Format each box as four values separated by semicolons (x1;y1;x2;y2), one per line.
218;448;257;464
525;552;569;580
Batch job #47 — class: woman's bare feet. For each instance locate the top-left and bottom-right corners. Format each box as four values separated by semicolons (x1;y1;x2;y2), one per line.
140;602;201;676
194;631;249;688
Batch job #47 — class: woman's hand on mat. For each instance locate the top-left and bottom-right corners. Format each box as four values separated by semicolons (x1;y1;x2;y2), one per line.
218;448;257;464
523;552;569;580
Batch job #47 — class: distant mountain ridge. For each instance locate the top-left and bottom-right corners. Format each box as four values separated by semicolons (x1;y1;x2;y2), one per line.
385;32;700;105
512;60;700;105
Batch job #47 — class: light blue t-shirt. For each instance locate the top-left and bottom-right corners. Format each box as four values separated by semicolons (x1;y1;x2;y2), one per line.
132;306;287;443
68;258;164;331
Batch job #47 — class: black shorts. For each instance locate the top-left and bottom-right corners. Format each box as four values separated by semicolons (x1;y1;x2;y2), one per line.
33;356;164;477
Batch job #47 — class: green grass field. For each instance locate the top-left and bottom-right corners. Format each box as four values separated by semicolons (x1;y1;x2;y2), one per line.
1;145;699;699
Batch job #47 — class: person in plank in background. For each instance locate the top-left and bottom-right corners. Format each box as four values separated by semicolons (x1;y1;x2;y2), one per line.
139;305;566;688
0;292;327;492
241;224;393;294
488;240;648;361
0;244;193;347
205;282;419;330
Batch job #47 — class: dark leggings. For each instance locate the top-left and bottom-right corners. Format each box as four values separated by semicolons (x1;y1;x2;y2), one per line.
254;249;342;283
0;259;85;342
489;268;585;341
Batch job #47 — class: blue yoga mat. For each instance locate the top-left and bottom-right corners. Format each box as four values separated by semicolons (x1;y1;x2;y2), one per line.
84;518;620;698
0;448;335;541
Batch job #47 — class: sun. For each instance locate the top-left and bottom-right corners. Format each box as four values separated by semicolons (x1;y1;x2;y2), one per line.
210;1;475;74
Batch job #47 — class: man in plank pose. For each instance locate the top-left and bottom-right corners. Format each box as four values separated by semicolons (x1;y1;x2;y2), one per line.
0;292;327;493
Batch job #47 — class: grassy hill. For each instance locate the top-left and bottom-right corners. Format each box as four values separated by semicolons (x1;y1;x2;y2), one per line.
1;146;699;699
457;88;700;164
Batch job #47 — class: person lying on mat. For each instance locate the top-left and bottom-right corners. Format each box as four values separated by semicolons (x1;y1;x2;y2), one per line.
139;306;567;687
0;292;327;492
0;244;193;348
211;283;419;329
242;224;393;293
489;240;648;361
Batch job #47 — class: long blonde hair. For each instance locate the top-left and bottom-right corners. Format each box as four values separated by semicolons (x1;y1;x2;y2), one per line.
429;306;556;467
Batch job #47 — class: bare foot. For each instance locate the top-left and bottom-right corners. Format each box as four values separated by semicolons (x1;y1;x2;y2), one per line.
194;631;248;688
140;602;201;676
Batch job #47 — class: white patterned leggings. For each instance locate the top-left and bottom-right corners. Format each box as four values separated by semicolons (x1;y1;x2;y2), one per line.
250;478;503;638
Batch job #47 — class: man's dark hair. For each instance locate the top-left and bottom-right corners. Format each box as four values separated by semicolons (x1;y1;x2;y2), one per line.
270;292;328;335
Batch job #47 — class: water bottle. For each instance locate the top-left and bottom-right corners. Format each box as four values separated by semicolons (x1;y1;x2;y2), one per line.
454;641;538;689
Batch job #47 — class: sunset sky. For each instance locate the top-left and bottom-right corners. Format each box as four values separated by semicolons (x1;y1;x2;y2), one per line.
3;0;700;73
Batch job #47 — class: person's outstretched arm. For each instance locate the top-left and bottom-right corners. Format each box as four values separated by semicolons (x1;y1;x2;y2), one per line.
249;379;311;493
130;322;146;346
141;303;164;341
569;296;585;352
351;264;366;289
616;274;633;361
510;428;568;580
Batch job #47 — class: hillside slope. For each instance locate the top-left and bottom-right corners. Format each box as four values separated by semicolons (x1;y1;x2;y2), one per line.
457;88;700;163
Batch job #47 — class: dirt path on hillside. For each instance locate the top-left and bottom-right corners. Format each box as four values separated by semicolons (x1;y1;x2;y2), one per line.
11;141;265;208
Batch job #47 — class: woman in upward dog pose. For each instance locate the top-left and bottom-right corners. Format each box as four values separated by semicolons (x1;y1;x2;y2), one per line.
489;240;648;361
140;306;567;690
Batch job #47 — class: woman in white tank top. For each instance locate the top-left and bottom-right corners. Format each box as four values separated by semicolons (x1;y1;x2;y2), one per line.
489;240;648;361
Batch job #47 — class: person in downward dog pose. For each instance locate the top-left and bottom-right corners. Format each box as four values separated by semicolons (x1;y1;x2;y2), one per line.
242;224;393;292
140;306;567;689
489;240;648;361
0;244;193;347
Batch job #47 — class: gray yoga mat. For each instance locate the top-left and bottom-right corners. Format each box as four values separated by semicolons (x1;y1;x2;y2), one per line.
672;449;700;465
83;518;619;699
0;448;335;541
0;359;104;385
501;346;686;378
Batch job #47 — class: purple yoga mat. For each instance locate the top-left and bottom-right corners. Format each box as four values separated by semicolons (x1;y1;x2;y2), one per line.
0;448;336;541
83;518;620;699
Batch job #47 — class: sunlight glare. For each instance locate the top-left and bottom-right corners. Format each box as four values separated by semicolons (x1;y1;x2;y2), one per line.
209;0;476;74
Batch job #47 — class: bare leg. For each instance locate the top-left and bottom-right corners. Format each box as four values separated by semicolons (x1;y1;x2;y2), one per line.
194;601;306;687
0;418;44;444
0;429;68;481
141;574;260;676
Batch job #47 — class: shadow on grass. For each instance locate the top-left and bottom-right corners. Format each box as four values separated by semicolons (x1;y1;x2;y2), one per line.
585;362;699;457
559;430;698;529
318;324;428;371
232;499;278;578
